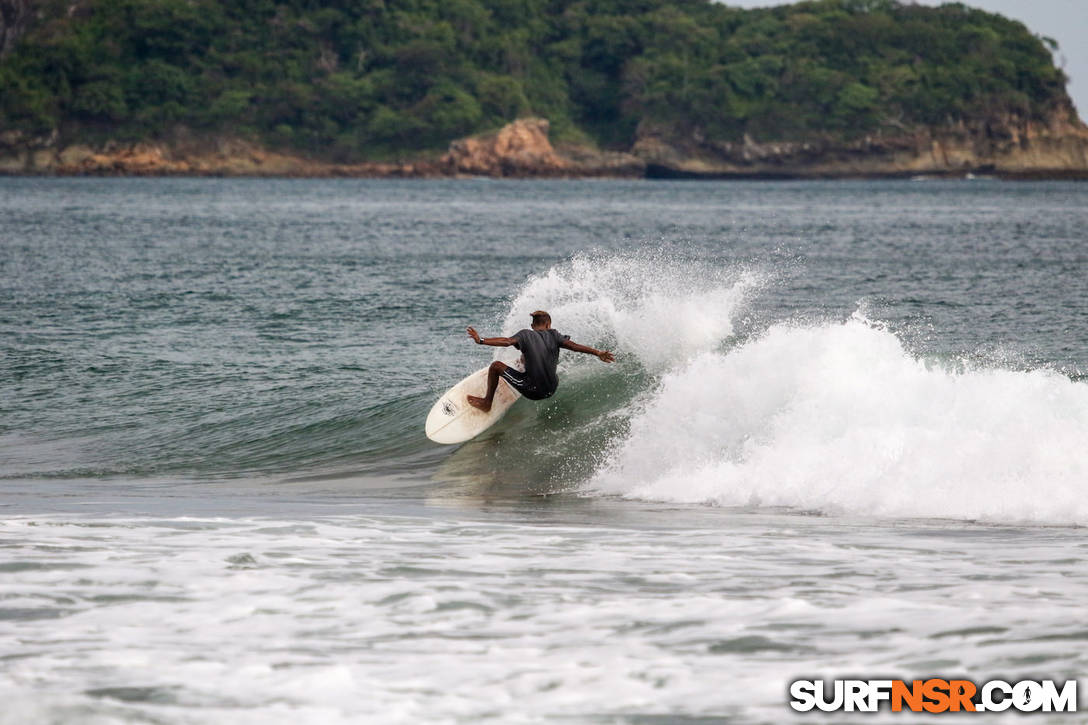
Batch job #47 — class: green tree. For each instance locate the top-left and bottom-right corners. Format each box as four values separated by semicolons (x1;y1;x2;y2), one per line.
0;0;1074;159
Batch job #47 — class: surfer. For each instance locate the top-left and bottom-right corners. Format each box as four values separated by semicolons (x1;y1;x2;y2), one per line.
465;310;614;412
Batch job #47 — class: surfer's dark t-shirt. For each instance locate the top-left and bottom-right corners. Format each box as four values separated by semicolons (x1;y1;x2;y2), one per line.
512;328;569;397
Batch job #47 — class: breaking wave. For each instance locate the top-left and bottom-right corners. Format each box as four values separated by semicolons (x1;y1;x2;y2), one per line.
590;311;1088;524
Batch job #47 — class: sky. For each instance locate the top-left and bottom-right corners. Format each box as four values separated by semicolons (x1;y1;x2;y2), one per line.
724;0;1088;122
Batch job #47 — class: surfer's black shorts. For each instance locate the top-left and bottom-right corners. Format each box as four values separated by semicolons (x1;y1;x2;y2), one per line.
499;367;555;401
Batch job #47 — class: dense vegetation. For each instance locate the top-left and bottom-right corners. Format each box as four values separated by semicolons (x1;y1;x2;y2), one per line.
0;0;1070;160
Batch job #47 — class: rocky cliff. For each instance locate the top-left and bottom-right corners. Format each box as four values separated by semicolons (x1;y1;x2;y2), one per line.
634;105;1088;179
2;113;1087;179
442;118;643;177
0;118;645;178
0;131;422;177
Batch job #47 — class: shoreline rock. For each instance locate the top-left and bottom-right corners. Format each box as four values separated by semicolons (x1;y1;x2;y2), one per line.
633;106;1088;180
1;114;1087;180
440;118;644;178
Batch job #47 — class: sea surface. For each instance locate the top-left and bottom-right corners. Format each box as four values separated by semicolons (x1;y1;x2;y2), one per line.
1;177;1087;723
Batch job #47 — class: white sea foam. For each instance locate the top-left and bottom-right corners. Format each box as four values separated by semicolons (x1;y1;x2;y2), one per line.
593;313;1088;524
497;252;763;372
1;513;1083;724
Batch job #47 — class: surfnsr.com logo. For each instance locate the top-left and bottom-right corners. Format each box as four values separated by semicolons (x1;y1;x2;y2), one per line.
789;679;1078;713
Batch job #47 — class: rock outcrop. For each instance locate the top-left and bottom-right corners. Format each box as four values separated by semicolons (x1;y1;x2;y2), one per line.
0;118;645;177
633;105;1088;179
1;112;1086;179
440;118;643;177
442;118;568;176
0;132;428;177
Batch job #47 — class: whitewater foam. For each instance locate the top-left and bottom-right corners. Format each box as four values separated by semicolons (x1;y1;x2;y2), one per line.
497;252;764;373
592;313;1088;524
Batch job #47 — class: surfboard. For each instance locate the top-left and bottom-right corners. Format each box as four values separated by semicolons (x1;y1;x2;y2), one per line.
425;367;521;444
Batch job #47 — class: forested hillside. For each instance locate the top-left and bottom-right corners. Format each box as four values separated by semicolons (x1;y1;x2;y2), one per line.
0;0;1074;162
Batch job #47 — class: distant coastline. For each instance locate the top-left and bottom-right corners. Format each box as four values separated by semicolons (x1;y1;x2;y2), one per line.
3;0;1088;180
3;115;1087;180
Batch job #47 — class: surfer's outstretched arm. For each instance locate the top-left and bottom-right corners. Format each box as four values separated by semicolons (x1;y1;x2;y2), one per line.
561;339;615;363
466;327;516;347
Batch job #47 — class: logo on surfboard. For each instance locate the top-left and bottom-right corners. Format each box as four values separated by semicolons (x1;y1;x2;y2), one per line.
442;400;458;416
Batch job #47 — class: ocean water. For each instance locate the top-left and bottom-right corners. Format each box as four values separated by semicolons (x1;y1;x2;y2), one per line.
1;177;1087;723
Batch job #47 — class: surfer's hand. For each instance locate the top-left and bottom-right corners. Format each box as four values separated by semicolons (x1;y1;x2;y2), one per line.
467;327;482;344
598;350;615;363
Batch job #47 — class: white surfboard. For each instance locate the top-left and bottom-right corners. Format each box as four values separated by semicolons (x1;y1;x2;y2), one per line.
425;367;521;444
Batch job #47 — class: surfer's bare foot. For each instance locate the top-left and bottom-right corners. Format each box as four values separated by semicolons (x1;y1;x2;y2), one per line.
466;395;492;412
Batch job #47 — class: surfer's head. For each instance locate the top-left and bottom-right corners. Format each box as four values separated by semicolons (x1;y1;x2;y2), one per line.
530;310;551;329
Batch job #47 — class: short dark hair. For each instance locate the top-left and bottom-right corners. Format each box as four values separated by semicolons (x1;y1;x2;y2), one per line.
530;310;551;327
